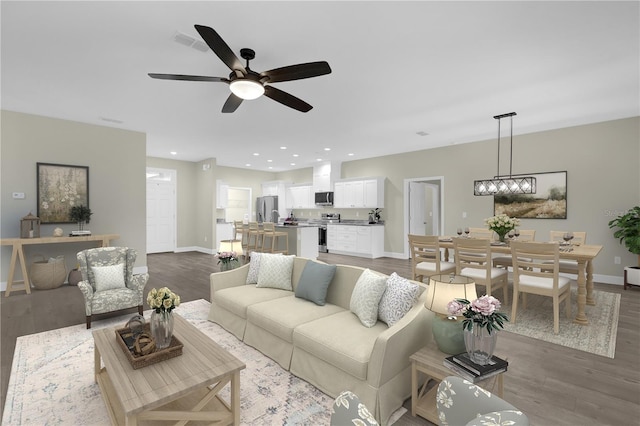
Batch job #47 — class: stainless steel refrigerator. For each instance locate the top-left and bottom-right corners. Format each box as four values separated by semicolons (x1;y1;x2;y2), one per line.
256;196;278;223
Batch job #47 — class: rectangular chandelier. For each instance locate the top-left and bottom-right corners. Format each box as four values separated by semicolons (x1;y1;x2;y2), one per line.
473;176;536;196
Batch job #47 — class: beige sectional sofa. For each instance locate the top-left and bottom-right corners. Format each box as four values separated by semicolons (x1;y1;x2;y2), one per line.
208;255;433;425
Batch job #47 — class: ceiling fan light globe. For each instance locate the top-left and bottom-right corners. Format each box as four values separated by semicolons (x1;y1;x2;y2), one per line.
230;79;264;100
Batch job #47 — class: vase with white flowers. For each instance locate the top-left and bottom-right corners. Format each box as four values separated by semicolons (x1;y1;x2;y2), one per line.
484;214;520;242
147;287;180;349
448;295;508;365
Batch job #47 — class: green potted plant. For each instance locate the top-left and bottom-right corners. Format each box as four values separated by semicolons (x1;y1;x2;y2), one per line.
69;205;93;231
608;206;640;286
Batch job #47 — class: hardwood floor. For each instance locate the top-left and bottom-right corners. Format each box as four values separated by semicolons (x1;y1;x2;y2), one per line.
1;251;639;425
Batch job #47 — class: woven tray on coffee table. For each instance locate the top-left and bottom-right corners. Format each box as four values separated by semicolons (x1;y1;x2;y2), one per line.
115;323;183;369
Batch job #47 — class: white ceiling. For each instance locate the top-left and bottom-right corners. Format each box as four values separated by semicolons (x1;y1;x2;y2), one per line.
2;1;638;171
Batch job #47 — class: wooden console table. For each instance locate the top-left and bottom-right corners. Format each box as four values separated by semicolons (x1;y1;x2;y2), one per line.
1;234;119;297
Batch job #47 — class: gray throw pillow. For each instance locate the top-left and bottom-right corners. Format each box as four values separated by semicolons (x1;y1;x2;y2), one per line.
295;261;337;306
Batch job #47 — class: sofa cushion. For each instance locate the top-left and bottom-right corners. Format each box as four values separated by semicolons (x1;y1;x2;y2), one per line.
257;254;296;290
378;272;420;326
349;269;388;327
293;310;387;380
295;261;337;306
214;285;292;319
247;296;344;343
92;263;126;292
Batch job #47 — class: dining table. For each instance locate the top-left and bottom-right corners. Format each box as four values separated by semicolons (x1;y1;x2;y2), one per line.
437;237;603;326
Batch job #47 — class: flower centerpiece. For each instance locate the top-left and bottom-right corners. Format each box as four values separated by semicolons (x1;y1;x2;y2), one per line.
448;295;509;365
216;250;239;271
147;287;180;349
484;213;520;242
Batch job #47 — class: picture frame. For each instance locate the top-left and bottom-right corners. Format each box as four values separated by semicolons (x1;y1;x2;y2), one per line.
37;162;89;224
494;171;567;219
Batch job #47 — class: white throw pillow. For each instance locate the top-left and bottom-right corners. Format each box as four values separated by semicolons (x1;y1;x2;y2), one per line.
92;263;126;292
349;269;388;327
378;272;420;326
246;252;263;284
256;254;295;290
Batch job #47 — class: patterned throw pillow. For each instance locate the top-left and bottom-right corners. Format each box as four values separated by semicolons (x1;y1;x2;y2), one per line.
92;263;126;292
256;254;296;290
246;252;282;284
349;269;388;327
378;272;420;326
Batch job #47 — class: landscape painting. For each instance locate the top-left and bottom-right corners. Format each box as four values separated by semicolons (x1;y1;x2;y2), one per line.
37;163;89;223
494;171;567;219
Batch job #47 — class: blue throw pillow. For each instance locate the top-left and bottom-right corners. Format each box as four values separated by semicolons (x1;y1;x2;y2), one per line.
295;261;337;306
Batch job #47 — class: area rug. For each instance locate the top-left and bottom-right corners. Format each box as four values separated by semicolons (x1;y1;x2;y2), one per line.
501;288;620;358
2;299;340;425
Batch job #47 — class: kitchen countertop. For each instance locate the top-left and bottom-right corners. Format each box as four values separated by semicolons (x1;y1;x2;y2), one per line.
327;221;385;226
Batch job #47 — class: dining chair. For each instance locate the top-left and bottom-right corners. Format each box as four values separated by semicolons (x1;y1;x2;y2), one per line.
493;229;536;270
261;222;289;254
453;237;508;303
408;234;456;282
468;227;494;240
549;231;587;274
510;241;571;334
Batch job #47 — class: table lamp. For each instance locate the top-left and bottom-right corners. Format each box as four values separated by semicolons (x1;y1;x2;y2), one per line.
425;274;477;354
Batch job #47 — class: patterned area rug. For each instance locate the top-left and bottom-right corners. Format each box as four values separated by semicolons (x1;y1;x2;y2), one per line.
501;288;620;358
2;299;337;425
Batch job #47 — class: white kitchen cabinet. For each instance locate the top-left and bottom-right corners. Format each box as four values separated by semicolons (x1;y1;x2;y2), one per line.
216;180;229;209
334;177;384;208
286;184;314;209
327;224;384;258
215;222;234;252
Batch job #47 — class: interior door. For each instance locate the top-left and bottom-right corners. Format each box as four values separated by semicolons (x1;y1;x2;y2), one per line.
409;182;428;235
146;168;176;253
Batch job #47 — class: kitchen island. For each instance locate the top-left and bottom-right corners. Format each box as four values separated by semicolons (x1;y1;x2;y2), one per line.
274;224;319;259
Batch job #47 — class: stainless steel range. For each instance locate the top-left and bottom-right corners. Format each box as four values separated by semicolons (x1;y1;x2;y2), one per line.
316;213;340;253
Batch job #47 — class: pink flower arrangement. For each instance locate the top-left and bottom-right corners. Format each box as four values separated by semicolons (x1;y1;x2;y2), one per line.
447;295;508;334
216;251;238;266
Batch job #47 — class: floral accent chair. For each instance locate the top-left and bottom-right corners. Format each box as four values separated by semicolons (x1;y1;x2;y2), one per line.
330;390;379;426
77;247;148;328
436;376;529;426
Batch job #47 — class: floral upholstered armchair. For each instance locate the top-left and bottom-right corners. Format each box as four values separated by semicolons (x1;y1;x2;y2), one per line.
437;376;529;426
330;391;379;426
77;247;148;328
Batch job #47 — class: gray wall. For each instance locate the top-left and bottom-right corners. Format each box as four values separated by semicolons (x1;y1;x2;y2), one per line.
1;110;147;285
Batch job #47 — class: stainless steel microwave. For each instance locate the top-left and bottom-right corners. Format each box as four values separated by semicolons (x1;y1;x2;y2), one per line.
314;191;334;206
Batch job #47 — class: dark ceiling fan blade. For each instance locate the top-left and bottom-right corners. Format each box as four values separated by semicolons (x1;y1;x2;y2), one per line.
194;25;246;74
221;93;243;113
261;61;331;83
148;73;229;83
264;86;312;113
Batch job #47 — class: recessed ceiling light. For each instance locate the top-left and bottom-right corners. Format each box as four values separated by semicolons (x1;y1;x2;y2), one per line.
170;151;177;156
348;153;354;156
245;163;251;167
253;153;260;156
267;159;273;163
290;163;296;166
324;148;331;151
268;166;273;170
280;146;287;150
293;154;299;157
316;158;323;162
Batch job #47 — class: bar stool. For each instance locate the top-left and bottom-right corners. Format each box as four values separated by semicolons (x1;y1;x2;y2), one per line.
246;222;262;253
234;221;248;249
261;222;289;254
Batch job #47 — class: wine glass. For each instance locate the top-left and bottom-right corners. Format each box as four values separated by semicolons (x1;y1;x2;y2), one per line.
563;232;573;245
508;230;515;240
514;228;521;239
464;227;470;238
457;228;463;237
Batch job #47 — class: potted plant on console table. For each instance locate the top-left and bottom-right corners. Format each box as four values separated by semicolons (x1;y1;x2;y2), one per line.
609;206;640;289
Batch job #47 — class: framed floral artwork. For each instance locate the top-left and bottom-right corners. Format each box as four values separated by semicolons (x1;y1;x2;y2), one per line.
37;163;89;223
494;171;567;219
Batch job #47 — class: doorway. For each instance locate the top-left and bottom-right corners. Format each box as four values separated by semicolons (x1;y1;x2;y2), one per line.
404;176;444;257
146;167;176;253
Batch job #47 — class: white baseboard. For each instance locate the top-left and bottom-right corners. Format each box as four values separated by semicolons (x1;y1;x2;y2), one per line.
174;246;215;255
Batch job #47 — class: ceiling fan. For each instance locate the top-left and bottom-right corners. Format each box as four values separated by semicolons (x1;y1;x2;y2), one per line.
149;25;332;113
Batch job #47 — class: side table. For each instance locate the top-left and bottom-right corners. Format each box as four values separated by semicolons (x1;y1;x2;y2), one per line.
410;345;505;423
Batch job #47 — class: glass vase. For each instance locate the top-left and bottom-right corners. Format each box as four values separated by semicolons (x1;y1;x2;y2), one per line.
220;260;238;271
464;324;498;365
150;310;174;350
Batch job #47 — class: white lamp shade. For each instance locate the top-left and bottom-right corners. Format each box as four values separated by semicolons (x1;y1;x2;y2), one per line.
219;239;244;256
229;79;265;100
425;274;477;316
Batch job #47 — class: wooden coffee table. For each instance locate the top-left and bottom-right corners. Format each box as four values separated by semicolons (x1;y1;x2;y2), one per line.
93;314;245;425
